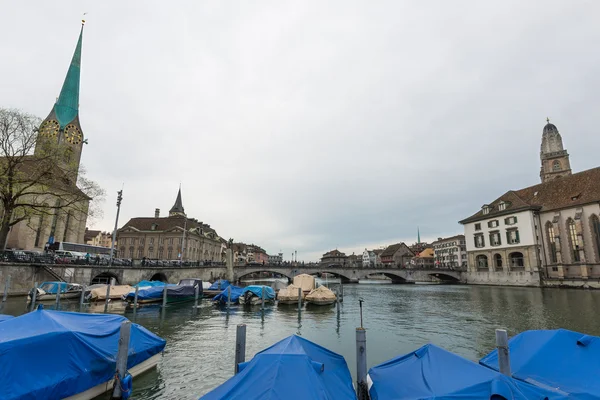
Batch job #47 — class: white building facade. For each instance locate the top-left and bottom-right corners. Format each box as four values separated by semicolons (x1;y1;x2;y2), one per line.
431;235;467;268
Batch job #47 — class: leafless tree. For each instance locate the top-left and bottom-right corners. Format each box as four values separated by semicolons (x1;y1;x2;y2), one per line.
0;108;105;250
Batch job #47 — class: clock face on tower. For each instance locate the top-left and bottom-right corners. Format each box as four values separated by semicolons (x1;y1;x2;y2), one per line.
39;120;60;138
64;124;83;145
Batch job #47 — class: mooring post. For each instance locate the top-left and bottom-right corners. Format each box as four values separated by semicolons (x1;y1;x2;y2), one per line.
111;320;132;399
340;283;344;302
234;324;246;374
133;285;139;310
218;279;221;290
356;327;368;400
495;329;511;376
261;286;265;311
227;285;232;309
162;284;168;308
55;283;61;308
30;282;38;312
79;285;85;307
297;287;302;316
2;275;10;302
193;284;200;309
104;284;111;313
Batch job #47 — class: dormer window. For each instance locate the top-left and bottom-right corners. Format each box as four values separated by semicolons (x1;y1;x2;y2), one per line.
151;223;158;231
498;201;510;211
482;205;491;215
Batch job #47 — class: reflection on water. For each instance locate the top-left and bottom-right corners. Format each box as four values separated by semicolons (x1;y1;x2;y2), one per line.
3;284;600;400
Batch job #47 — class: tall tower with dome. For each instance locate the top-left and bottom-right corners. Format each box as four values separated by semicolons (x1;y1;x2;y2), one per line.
540;118;572;183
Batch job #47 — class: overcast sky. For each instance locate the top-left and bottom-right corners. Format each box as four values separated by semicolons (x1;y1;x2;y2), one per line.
2;1;599;261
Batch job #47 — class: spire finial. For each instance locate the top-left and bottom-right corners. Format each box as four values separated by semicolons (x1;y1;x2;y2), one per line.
82;12;87;25
546;117;550;124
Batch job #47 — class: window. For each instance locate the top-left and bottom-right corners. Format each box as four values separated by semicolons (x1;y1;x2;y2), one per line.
130;238;135;245
474;234;485;248
148;249;154;258
509;252;524;268
546;222;557;263
494;254;503;269
150;237;154;245
489;231;501;246
140;238;145;246
62;211;72;242
488;220;499;228
498;202;509;211
169;238;174;245
567;218;580;262
476;255;488;269
506;229;520;244
137;248;143;258
505;216;518;225
158;248;163;259
168;249;173;259
129;247;134;258
592;215;600;261
159;237;164;245
34;213;46;248
482;206;490;215
553;160;561;171
475;223;481;231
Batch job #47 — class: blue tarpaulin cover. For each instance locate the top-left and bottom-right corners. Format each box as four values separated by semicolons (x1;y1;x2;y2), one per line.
0;309;166;400
38;281;68;294
368;344;566;400
134;280;167;288
242;285;275;300
0;314;14;322
208;279;230;290
212;286;244;304
480;329;600;399
200;335;355;400
124;284;197;302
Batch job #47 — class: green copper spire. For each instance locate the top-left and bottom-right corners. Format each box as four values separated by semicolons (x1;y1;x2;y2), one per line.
54;23;83;128
417;227;421;244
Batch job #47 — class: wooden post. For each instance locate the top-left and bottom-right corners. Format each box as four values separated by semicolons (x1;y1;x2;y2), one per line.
30;282;38;312
340;283;344;302
162;284;168;308
55;283;61;308
495;329;511;376
297;287;302;316
79;285;85;308
234;324;246;374
356;328;368;400
2;275;10;302
111;321;132;399
261;286;265;311
133;286;139;309
227;285;231;309
193;284;200;309
104;284;111;313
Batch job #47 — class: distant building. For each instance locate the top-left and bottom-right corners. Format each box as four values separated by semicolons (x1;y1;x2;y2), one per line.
347;253;362;267
431;235;467;268
412;247;435;268
320;249;347;267
247;244;268;264
372;249;384;267
362;249;371;267
85;229;114;248
117;188;223;263
268;252;283;264
380;243;414;267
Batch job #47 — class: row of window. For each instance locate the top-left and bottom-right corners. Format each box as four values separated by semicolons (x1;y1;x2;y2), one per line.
546;215;600;264
474;216;518;231
476;253;524;269
474;229;520;248
482;201;512;215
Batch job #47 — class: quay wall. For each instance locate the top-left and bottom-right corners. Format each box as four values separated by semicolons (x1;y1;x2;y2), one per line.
465;270;541;287
0;265;62;295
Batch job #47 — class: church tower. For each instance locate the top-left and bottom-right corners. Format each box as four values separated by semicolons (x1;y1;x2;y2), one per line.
540;118;572;183
35;22;85;174
169;187;186;217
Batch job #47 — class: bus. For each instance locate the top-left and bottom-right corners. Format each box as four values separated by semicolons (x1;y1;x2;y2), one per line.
49;242;114;256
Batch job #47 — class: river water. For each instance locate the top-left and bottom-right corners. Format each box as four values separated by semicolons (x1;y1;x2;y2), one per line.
3;283;600;400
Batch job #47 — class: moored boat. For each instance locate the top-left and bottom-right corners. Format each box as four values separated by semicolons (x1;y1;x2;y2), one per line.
204;279;231;298
276;283;303;304
293;273;315;295
239;285;275;305
87;284;134;302
0;314;14;322
0;308;165;400
28;281;84;302
124;279;202;305
305;285;337;306
212;285;244;305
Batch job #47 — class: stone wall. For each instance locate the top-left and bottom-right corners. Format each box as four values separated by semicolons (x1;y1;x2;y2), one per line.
465;270;541;287
0;265;63;295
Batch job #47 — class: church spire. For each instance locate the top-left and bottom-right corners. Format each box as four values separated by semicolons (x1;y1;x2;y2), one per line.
54;22;84;128
169;186;186;217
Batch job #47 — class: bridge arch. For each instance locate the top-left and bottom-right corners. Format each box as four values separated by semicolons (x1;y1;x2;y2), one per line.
427;272;460;282
237;270;293;281
149;272;168;283
91;271;120;285
364;272;408;284
313;271;353;284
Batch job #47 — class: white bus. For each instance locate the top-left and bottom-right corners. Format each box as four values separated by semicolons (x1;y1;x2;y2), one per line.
49;242;113;256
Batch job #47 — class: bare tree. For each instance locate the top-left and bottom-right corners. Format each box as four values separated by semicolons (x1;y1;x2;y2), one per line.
0;108;105;250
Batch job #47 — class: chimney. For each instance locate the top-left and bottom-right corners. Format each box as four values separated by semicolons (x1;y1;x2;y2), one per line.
155;208;160;218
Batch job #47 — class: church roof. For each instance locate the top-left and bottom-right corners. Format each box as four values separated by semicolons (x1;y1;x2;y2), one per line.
54;24;84;128
543;122;559;135
119;216;218;236
169;187;185;215
460;167;600;224
380;243;413;258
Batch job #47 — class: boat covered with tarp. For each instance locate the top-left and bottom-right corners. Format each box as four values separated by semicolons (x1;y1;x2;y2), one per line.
0;308;166;400
277;283;303;304
87;284;134;301
209;279;230;291
200;335;356;400
0;314;14;322
239;285;275;305
28;281;84;302
293;274;315;293
368;343;566;400
124;283;198;304
480;329;599;398
305;285;336;306
212;286;244;305
133;280;168;288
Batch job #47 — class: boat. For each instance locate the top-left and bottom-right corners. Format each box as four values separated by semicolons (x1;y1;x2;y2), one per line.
239;285;275;305
305;285;337;306
480;329;599;398
0;314;14;322
367;343;566;400
200;335;356;399
124;279;202;305
28;281;84;302
293;273;315;295
212;285;244;305
276;283;303;304
204;279;231;298
86;284;134;302
0;308;165;400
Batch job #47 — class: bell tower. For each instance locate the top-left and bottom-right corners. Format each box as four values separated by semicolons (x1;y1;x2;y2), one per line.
540;118;572;183
36;21;85;175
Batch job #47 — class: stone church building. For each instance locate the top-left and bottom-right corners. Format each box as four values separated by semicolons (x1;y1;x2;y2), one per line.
3;23;90;250
460;120;600;287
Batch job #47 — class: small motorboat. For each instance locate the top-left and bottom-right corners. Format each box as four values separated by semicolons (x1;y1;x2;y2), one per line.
123;279;202;305
239;285;275;305
28;281;84;302
277;283;303;305
212;286;244;305
203;279;231;298
0;308;165;400
293;274;315;295
86;284;134;302
305;285;337;306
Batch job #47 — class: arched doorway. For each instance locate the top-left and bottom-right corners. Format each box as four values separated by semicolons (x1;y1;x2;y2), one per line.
476;255;488;269
150;272;168;282
509;252;524;268
91;272;120;285
494;254;503;270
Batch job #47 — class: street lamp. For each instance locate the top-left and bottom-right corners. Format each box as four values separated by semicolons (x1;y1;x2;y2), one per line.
108;190;123;267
